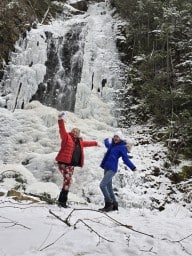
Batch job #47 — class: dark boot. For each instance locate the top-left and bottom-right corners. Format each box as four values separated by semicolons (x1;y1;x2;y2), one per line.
58;189;69;208
112;202;118;211
99;201;113;212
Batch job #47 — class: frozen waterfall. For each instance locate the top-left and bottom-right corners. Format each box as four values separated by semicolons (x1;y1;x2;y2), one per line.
0;1;125;126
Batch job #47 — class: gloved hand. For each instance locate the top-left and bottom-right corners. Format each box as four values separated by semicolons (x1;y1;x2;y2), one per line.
58;111;67;121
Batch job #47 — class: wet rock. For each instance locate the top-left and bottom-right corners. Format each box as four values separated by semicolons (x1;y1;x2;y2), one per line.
69;0;88;12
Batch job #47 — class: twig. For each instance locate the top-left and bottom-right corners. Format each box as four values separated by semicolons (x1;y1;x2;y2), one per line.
41;7;50;24
0;215;31;230
104;212;154;238
49;209;71;226
66;208;153;238
162;233;192;255
39;232;67;251
162;233;192;243
74;219;114;243
13;82;22;112
174;233;192;243
49;210;114;244
50;208;154;238
140;247;157;254
37;225;53;250
0;201;46;208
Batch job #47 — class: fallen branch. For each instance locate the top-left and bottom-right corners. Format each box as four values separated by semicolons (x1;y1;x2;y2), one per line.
49;208;154;238
74;219;114;243
140;247;157;254
0;215;31;230
39;232;67;251
104;212;154;238
49;209;113;244
162;232;192;243
162;233;192;255
67;208;153;238
174;233;192;243
49;209;71;226
38;225;53;250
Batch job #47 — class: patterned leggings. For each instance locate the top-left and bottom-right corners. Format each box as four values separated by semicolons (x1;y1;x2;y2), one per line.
58;164;74;190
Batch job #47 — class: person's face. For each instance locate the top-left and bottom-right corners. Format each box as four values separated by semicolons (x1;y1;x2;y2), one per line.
113;135;121;143
71;128;80;138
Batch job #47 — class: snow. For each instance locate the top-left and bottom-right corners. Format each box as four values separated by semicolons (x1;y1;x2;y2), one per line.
0;101;192;256
0;1;191;255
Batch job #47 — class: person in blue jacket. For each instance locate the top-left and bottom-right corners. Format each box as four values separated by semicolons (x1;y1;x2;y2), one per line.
99;131;137;212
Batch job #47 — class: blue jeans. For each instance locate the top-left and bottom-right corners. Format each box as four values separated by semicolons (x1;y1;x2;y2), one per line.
100;169;116;203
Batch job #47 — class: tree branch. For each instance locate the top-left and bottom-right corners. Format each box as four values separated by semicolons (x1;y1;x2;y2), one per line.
0;215;31;230
140;247;157;254
49;209;71;226
39;232;67;251
174;233;192;243
104;211;154;238
49;208;154;238
162;233;192;255
74;219;114;243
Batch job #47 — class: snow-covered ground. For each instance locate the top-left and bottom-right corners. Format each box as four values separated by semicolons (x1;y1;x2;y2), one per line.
0;101;191;256
0;200;191;256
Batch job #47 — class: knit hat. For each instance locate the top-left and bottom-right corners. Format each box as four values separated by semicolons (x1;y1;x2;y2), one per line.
113;131;124;140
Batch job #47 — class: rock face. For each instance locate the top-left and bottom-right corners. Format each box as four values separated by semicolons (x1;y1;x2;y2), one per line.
69;0;88;12
32;23;85;111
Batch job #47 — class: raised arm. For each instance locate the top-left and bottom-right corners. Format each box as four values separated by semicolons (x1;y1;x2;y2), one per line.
104;138;111;148
58;119;68;141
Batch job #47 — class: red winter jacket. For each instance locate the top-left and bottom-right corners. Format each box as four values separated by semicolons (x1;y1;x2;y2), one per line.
55;119;98;167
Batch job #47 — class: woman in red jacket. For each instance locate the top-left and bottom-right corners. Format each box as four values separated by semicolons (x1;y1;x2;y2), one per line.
55;112;99;208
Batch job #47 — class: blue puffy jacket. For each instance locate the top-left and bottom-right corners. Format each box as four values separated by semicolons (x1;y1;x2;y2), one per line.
100;138;136;173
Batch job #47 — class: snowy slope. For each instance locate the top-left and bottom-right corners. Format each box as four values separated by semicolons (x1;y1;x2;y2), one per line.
0;102;191;256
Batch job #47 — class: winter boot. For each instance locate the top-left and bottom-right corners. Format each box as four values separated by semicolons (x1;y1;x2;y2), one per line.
99;201;113;212
112;202;118;211
58;189;69;208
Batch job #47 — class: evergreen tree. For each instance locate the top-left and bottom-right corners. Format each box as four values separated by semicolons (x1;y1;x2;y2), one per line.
110;0;192;160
